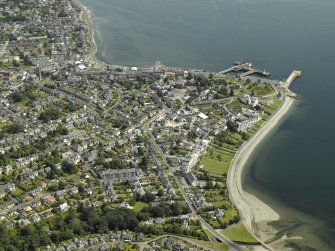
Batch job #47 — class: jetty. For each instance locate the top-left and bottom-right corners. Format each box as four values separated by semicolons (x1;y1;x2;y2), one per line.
219;62;270;77
282;70;303;99
282;70;302;89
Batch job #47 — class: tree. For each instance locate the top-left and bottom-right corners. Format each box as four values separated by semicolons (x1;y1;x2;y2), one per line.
8;33;17;41
62;161;78;174
141;191;155;203
19;51;25;60
23;55;33;66
12;59;20;67
139;156;149;171
227;120;238;132
58;10;67;17
229;87;235;96
38;108;60;122
88;216;108;233
21;224;36;236
3;123;24;134
157;188;164;197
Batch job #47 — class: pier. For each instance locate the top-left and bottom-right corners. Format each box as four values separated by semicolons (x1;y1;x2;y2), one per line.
281;70;303;99
240;69;270;78
282;70;302;88
218;62;270;77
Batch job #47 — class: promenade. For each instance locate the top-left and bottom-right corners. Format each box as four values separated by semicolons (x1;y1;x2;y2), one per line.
227;75;301;250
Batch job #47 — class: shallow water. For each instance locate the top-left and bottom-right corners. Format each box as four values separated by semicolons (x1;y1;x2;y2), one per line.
80;0;335;249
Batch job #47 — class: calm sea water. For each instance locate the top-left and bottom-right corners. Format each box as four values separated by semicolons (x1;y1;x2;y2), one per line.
80;0;335;249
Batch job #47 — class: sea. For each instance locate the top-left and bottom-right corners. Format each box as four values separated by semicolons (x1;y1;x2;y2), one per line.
80;0;335;249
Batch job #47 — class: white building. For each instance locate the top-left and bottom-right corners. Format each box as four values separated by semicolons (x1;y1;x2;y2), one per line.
183;140;210;172
59;202;69;211
239;94;259;107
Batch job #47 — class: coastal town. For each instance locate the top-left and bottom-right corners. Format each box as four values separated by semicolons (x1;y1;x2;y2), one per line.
0;0;301;250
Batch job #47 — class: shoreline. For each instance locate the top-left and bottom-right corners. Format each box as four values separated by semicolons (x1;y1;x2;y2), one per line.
74;0;297;248
227;95;295;250
75;0;108;69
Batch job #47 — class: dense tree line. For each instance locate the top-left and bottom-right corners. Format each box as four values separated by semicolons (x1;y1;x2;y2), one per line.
0;137;49;167
38;108;61;123
0;200;193;250
141;201;190;218
8;86;38;104
0;206;139;251
0;123;24;135
61;161;78;174
2;13;27;22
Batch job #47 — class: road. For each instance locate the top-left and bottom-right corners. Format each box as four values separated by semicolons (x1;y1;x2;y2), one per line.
107;87;122;111
143;110;246;251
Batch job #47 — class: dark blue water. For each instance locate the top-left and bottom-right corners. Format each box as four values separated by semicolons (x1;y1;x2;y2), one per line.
80;0;335;249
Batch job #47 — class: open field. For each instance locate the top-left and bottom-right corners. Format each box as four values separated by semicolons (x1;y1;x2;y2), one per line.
221;223;259;244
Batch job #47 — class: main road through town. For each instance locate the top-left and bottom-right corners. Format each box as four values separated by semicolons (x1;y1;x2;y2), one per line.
142;108;247;251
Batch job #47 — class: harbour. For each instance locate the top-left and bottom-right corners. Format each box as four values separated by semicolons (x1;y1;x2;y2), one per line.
219;62;270;77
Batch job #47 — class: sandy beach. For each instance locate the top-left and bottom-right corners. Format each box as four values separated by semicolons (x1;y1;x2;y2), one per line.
227;96;295;250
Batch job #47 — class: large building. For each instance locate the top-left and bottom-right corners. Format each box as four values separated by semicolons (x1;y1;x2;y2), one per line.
100;168;141;181
182;140;209;173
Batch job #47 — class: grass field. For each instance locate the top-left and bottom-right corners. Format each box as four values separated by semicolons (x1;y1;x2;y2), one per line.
191;238;229;251
267;99;283;110
221;223;259;244
0;122;11;129
221;207;239;224
133;201;148;212
229;99;250;110
202;155;231;175
201;145;235;175
245;83;275;97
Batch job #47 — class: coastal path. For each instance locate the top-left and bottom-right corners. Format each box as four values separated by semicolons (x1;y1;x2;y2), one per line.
227;95;297;251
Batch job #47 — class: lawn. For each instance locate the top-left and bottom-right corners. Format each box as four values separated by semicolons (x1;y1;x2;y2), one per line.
0;122;11;129
219;207;239;224
202;146;234;175
221;223;259;244
210;143;237;155
267;99;283;110
11;188;24;197
190;239;228;251
122;244;140;251
211;199;231;208
229;99;250;110
199;105;222;118
133;201;148;212
245;83;275;97
263;105;275;115
202;155;231;175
